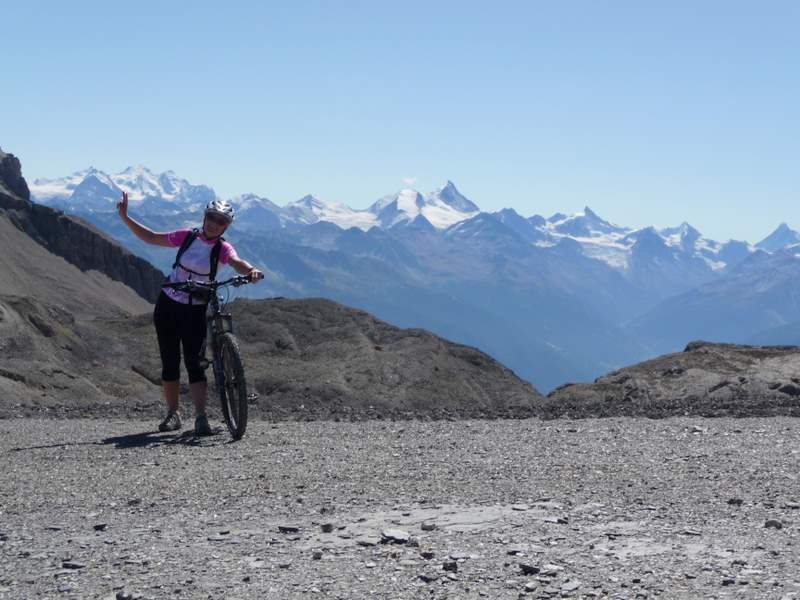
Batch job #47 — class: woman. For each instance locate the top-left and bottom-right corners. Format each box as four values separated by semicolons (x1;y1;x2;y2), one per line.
117;191;264;435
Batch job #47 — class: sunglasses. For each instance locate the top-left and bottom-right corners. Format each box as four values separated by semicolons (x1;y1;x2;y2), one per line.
205;213;230;226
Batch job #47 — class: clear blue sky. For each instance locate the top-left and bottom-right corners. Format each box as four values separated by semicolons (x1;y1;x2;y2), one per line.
4;1;799;242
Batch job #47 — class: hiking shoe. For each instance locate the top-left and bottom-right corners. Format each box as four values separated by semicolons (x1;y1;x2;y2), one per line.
194;413;213;436
158;410;181;432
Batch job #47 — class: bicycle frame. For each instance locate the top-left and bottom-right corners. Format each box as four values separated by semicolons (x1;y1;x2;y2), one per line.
206;292;233;388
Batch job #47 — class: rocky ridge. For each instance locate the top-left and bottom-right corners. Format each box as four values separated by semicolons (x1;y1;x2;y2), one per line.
0;149;164;303
1;295;545;420
544;341;800;418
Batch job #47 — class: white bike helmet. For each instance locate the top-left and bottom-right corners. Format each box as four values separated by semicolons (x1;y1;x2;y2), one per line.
205;199;235;223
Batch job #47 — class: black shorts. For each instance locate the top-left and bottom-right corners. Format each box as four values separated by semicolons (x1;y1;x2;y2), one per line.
153;292;208;384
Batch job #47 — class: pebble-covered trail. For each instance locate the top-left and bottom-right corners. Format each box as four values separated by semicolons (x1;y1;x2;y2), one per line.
1;417;799;599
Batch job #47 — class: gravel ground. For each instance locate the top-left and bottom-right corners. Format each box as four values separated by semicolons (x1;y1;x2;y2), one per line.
2;417;799;600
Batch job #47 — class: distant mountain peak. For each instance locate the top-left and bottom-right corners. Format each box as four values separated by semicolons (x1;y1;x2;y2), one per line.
120;164;153;175
756;222;800;252
551;206;626;238
429;181;480;213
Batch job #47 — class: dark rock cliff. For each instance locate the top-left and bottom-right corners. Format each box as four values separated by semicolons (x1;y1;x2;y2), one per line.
0;149;30;203
0;148;164;302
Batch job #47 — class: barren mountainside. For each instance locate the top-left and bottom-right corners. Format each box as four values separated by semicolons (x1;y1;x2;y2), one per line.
544;341;800;418
0;148;544;420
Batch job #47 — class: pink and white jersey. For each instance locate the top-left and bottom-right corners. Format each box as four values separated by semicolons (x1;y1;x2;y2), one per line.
163;229;239;304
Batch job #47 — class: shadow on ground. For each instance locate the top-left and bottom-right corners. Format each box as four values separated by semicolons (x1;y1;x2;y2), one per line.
101;428;226;448
8;428;227;452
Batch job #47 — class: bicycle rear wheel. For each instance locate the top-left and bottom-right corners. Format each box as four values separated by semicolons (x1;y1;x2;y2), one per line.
217;332;248;440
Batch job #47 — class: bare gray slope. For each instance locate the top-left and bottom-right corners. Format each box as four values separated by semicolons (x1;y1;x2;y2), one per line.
544;341;800;418
2;418;798;599
231;298;541;419
0;214;150;318
0;211;155;413
0;282;544;421
62;296;544;421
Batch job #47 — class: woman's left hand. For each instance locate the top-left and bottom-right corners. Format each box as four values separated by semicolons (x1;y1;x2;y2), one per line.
249;268;265;282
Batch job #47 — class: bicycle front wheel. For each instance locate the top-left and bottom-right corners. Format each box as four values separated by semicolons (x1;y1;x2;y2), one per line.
217;332;248;440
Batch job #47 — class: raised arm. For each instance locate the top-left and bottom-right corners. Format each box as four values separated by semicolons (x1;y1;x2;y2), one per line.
117;192;172;247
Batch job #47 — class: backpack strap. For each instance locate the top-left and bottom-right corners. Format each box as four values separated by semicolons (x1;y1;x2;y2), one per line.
209;237;224;281
173;228;200;270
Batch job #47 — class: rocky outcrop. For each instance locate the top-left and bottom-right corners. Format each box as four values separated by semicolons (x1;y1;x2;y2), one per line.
0;148;30;203
2;296;545;420
231;297;544;419
0;149;31;209
543;341;800;418
0;147;164;302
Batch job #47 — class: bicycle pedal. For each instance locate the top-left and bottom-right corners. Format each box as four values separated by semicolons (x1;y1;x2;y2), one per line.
247;392;259;404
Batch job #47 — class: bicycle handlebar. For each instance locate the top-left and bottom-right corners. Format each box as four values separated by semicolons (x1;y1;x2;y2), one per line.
162;273;253;292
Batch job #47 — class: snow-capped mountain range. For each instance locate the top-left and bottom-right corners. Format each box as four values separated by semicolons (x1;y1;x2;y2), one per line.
31;164;787;275
28;164;800;392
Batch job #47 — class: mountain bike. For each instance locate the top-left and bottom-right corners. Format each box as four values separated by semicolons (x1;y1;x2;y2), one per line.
162;274;253;440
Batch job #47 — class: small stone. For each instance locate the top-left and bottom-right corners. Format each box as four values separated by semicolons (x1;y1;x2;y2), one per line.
524;581;537;592
320;523;334;533
312;551;323;560
765;519;783;530
541;564;564;575
722;578;736;586
520;563;540;575
381;528;410;544
561;580;580;592
62;561;86;569
356;536;381;547
511;504;530;511
421;522;437;531
278;525;300;534
419;572;439;583
727;498;743;506
421;551;435;560
278;561;291;569
93;524;108;531
443;560;458;572
127;498;142;507
365;561;377;568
